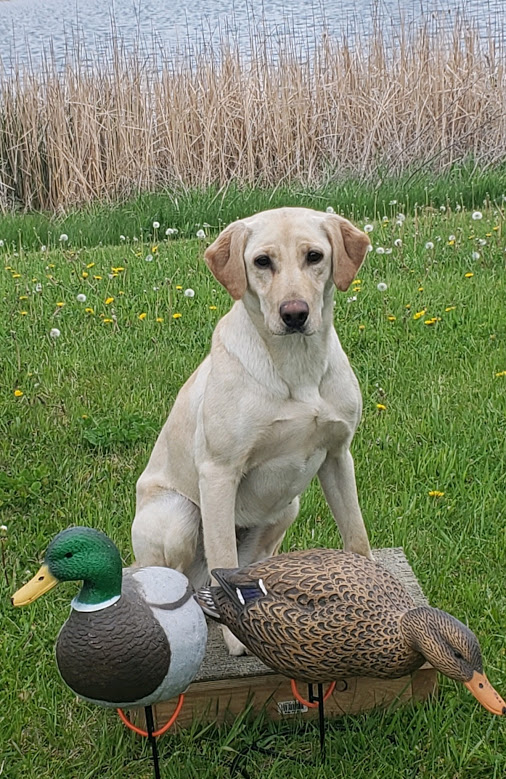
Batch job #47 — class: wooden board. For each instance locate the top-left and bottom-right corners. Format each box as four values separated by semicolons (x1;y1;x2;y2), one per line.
132;548;438;730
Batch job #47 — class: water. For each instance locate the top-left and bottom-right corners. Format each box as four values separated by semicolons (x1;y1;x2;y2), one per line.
0;0;504;71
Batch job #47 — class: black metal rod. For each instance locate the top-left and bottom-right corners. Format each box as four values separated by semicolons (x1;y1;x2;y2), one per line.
317;683;326;759
144;705;161;779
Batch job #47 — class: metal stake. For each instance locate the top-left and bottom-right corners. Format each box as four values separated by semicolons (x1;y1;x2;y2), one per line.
144;705;161;779
307;683;326;759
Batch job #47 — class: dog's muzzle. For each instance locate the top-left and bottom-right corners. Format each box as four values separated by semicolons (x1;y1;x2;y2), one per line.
279;299;309;332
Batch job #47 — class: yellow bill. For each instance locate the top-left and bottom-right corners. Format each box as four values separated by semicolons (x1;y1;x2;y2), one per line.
12;564;59;606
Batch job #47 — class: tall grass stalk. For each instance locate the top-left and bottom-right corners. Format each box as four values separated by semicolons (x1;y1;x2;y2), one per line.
0;15;505;211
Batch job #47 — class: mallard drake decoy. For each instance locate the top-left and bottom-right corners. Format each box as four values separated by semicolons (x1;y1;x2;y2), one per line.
196;548;505;715
12;526;208;709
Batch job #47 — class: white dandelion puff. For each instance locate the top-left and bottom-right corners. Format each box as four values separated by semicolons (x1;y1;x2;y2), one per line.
376;247;385;255
326;206;335;213
152;221;160;229
184;288;195;298
196;229;206;239
472;211;483;220
145;254;153;262
49;328;61;338
59;234;68;243
396;213;406;223
120;235;126;242
425;241;434;250
472;251;480;260
76;293;87;303
364;224;374;233
377;282;388;292
394;239;402;247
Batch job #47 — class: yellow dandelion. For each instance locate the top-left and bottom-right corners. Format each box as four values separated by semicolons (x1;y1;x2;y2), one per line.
354;279;362;284
14;389;23;397
151;246;158;253
85;307;94;314
413;309;426;320
358;324;365;331
105;297;114;304
486;233;492;238
56;302;64;307
495;370;506;377
387;315;396;321
445;306;456;312
172;312;182;319
176;285;183;290
19;311;28;316
103;318;113;324
209;305;217;310
48;264;55;268
19;295;28;300
376;403;386;411
87;262;95;268
12;273;21;278
464;272;474;278
448;240;455;246
418;287;424;292
111;267;125;273
82;271;89;278
138;312;147;320
119;291;125;295
156;317;164;323
428;490;445;498
493;226;499;231
405;303;411;309
94;275;102;280
5;266;12;271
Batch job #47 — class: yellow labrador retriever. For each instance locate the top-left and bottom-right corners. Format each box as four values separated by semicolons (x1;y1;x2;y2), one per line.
132;206;371;654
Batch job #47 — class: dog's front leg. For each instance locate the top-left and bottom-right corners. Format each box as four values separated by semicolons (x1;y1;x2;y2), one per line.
199;461;247;655
318;450;372;559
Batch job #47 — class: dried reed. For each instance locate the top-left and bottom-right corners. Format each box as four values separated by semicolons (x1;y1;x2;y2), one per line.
0;16;505;211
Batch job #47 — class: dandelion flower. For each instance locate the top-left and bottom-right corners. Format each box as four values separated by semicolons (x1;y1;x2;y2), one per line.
445;306;456;312
103;318;113;324
85;307;94;314
14;389;23;397
425;242;434;250
82;272;89;278
56;302;64;308
382;217;389;224
152;221;160;229
413;309;426;320
175;285;183;290
347;296;357;303
105;297;114;304
396;213;406;223
376;403;386;411
20;311;28;316
209;305;217;310
429;490;445;498
76;293;87;303
172;312;182;319
59;233;68;242
364;224;374;233
49;328;61;338
439;205;446;212
376;247;385;254
156;317;164;323
120;235;126;241
478;239;487;246
377;282;388;292
196;229;206;239
138;312;147;320
449;235;456;242
184;288;195;298
387;315;396;321
472;211;483;220
166;228;178;236
495;370;506;377
394;239;402;247
358;324;365;330
35;283;42;293
145;254;153;262
472;251;480;260
464;272;474;278
41;245;46;252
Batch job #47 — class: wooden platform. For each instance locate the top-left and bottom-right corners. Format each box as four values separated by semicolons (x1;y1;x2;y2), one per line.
134;548;438;730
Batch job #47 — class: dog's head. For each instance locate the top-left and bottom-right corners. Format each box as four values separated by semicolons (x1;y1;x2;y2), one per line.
204;207;370;336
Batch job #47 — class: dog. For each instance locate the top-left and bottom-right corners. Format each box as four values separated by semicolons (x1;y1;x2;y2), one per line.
132;206;372;654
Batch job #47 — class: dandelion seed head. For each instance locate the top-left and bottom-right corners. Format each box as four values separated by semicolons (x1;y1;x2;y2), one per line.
152;221;160;229
145;254;153;262
364;224;374;233
59;234;68;243
326;206;335;213
76;293;87;303
478;239;487;246
394;239;402;247
0;240;4;247
440;205;446;212
376;247;385;255
448;235;456;242
184;288;195;297
377;282;388;292
196;229;206;239
425;241;434;250
120;235;126;241
472;251;480;260
472;211;483;220
396;213;406;223
49;328;61;338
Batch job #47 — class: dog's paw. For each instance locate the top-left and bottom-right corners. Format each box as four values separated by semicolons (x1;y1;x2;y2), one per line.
222;626;248;656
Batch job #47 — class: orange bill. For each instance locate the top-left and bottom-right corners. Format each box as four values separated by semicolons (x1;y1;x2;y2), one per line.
12;564;59;606
464;671;506;715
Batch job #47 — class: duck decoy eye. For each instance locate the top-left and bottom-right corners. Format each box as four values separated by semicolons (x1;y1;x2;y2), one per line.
454;651;464;660
65;552;73;559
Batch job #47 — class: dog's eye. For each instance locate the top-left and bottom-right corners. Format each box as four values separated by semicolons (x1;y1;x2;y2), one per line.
254;255;272;269
307;251;323;264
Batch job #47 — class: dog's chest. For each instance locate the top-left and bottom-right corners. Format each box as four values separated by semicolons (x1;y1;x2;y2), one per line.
236;398;350;517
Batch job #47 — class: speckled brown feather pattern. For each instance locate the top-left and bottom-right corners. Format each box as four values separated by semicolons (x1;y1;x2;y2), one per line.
206;549;424;683
56;575;171;703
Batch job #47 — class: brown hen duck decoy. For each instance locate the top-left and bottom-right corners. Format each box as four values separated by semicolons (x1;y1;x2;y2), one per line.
196;548;505;715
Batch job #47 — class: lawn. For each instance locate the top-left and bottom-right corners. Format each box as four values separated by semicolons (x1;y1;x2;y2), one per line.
1;198;505;778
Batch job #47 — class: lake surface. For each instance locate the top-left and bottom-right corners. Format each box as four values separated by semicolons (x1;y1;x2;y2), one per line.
0;0;504;71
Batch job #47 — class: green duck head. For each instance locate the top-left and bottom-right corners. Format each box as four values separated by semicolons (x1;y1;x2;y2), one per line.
401;606;506;716
12;527;123;610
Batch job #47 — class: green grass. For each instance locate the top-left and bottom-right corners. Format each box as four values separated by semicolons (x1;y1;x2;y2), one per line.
1;197;505;778
1;164;506;252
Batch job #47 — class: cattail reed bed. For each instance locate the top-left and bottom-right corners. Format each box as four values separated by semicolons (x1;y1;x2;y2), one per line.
1;17;505;212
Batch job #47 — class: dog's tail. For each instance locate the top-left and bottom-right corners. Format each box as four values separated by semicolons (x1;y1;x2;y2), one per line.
194;588;222;621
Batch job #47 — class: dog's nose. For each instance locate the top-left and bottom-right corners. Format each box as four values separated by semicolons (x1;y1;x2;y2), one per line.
279;299;309;330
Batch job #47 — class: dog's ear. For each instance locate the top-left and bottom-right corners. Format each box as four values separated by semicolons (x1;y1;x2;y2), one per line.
204;222;248;300
323;215;370;292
